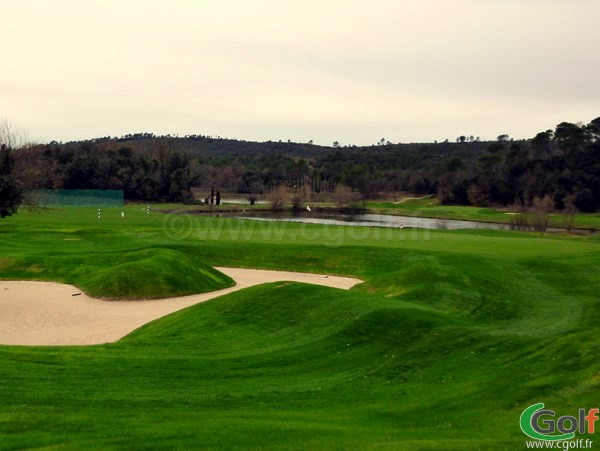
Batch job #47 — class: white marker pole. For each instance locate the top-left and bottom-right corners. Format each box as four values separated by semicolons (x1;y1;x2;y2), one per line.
98;208;101;221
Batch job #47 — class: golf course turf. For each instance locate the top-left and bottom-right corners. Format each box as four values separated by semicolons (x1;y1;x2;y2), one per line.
0;206;599;449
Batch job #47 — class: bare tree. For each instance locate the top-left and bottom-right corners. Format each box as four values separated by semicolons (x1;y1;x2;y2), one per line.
333;184;353;209
332;184;363;210
562;197;578;232
0;119;29;150
269;185;290;211
509;200;530;231
530;195;554;232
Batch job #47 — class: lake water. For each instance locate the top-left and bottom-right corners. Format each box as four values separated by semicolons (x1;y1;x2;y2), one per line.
221;211;510;231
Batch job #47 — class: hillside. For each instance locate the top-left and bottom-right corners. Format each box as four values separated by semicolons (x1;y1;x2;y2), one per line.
8;117;600;212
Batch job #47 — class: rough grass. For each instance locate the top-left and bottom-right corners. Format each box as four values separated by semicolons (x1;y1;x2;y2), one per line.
0;206;599;449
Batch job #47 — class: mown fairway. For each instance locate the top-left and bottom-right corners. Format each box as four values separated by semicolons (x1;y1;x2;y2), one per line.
0;206;599;449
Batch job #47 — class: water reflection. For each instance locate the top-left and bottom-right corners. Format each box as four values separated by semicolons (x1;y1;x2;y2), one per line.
220;212;509;231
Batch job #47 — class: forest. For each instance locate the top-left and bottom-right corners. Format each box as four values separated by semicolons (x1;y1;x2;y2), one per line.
3;117;600;213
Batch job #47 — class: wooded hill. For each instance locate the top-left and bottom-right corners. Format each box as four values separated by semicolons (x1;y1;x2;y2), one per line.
12;117;600;212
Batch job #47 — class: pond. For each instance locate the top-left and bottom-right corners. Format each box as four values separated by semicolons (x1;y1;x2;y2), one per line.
219;211;510;231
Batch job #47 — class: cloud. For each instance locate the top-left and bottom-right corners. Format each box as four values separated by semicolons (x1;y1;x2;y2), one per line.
1;0;599;144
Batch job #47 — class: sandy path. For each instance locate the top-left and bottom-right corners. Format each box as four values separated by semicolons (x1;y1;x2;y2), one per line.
0;268;362;347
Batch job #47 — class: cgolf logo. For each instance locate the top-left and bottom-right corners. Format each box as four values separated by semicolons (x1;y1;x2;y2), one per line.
520;403;598;441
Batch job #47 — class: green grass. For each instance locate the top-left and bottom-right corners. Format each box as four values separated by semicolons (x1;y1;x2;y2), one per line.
0;244;233;300
0;206;599;449
0;207;234;299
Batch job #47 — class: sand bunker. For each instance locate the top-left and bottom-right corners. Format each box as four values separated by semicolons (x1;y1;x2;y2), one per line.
0;267;362;346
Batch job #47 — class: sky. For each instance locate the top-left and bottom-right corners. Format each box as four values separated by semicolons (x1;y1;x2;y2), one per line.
2;0;599;146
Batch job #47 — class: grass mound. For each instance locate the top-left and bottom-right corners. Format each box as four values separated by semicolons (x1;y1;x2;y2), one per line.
78;248;233;299
2;247;233;299
124;282;453;354
0;207;599;448
1;283;599;449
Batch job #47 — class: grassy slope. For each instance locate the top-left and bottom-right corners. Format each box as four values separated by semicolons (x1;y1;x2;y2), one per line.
0;207;599;449
0;208;233;299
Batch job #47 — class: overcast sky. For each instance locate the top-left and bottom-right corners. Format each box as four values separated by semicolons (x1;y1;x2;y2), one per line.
2;0;599;146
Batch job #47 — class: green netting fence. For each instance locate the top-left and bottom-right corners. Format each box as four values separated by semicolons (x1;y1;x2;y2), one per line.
28;189;124;207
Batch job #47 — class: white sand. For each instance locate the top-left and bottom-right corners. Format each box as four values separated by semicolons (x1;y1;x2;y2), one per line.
0;268;362;346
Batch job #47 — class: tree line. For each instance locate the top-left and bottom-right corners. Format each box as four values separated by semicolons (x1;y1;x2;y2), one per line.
436;118;600;212
1;117;599;217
